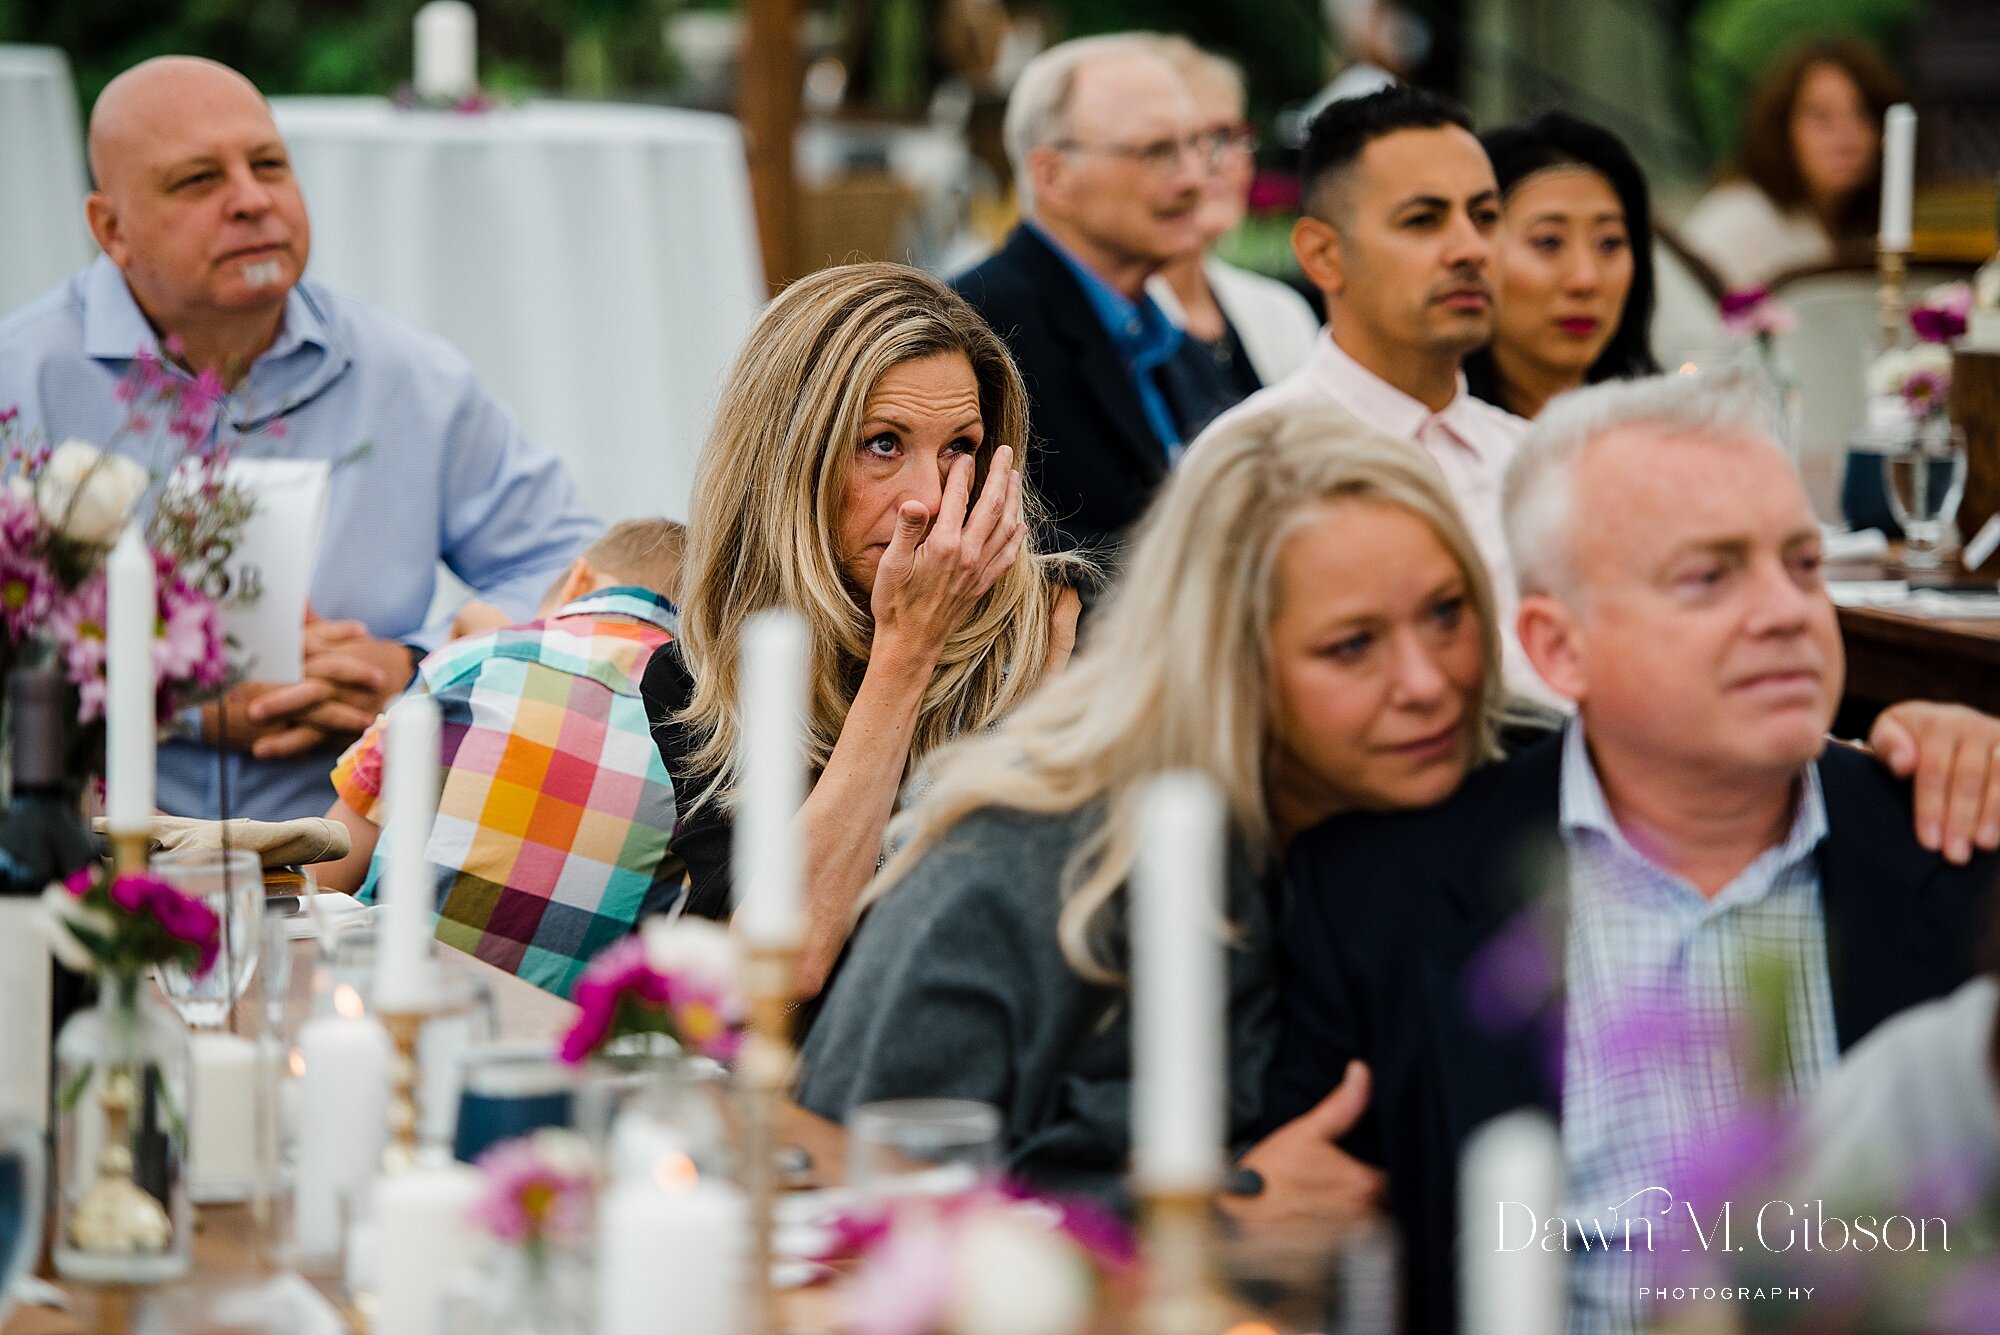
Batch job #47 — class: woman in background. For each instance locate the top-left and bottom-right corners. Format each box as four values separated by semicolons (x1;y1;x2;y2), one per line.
1464;111;1659;421
1681;36;1903;292
1145;37;1322;393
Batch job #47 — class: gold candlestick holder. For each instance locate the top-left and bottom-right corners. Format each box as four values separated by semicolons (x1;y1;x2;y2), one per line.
377;1009;428;1176
107;829;150;878
1879;246;1910;352
740;941;798;1335
1140;1188;1226;1335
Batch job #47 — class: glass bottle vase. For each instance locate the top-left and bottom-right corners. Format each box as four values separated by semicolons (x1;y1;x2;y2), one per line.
52;972;192;1283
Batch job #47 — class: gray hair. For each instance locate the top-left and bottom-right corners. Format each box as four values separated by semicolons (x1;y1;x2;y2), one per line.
1502;367;1787;598
1137;33;1245;112
1002;33;1167;211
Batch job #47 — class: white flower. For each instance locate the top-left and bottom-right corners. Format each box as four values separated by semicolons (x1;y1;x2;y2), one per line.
641;915;741;995
1974;258;2000;313
1908;341;1954;375
1868;348;1913;398
38;883;110;974
946;1209;1094;1335
36;440;148;546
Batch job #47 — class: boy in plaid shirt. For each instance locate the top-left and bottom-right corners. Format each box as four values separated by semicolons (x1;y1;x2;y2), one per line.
321;519;687;998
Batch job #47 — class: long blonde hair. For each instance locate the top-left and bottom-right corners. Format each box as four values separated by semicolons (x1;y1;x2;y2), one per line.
867;401;1506;983
674;262;1070;810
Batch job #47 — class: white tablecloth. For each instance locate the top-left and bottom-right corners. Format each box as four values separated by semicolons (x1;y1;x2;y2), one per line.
269;97;766;526
0;45;93;318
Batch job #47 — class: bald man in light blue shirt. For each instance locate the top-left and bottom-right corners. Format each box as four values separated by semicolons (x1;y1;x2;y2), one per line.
0;55;599;821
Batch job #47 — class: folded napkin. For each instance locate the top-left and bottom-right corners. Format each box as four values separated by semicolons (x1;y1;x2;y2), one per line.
94;815;352;867
285;891;373;941
1821;525;1891;563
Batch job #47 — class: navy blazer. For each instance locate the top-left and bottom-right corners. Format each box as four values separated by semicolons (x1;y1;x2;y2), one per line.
1267;735;1997;1335
951;226;1173;560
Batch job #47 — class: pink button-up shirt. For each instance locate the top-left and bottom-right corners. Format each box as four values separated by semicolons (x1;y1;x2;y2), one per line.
1208;332;1556;702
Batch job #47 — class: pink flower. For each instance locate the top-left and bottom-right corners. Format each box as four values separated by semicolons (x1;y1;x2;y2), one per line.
0;544;56;642
65;867;94;898
467;1132;595;1248
46;574;109;722
839;1212;956;1335
1902;367;1952;418
0;405;19;425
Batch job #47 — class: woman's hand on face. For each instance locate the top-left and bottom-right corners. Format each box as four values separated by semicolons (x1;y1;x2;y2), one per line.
869;445;1025;666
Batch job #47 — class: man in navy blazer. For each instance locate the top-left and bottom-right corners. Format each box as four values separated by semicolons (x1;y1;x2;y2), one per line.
952;35;1244;560
1267;369;1999;1335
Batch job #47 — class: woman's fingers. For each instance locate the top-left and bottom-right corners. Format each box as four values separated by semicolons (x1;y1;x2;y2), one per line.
926;454;974;551
958;446;1013;556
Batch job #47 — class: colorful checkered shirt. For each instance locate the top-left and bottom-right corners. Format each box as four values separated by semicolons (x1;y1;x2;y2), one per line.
1555;721;1838;1333
332;587;683;999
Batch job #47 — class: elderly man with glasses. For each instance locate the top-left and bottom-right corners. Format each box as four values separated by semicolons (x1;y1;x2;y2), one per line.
953;34;1249;562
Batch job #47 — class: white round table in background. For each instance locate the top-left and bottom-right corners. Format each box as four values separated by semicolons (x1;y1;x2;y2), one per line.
270;97;766;526
0;45;93;318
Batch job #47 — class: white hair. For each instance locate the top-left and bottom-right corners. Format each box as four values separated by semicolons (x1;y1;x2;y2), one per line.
1502;367;1788;598
1002;33;1168;211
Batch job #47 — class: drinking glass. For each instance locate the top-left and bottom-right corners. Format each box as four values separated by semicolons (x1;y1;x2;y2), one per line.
1883;420;1968;569
0;1115;45;1325
846;1098;1000;1199
154;848;263;1028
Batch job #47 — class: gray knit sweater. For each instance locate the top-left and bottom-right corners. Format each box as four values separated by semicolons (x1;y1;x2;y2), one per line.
795;802;1280;1207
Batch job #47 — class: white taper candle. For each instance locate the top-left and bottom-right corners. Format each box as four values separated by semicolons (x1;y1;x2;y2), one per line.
413;0;478;102
105;522;155;834
1131;770;1226;1194
1461;1110;1567;1335
1879;103;1917;253
375;692;441;1012
733;611;807;947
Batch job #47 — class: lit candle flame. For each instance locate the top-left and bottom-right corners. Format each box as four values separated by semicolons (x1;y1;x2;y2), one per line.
289;1048;307;1079
652;1151;698;1194
334;983;365;1020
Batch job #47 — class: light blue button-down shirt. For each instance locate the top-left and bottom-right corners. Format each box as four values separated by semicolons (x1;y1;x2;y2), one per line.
1555;721;1837;1333
0;257;602;821
1026;222;1185;455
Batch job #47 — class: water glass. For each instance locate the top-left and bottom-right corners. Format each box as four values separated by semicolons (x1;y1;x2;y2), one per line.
0;1115;45;1325
846;1098;1000;1199
154;849;264;1028
1883;421;1968;569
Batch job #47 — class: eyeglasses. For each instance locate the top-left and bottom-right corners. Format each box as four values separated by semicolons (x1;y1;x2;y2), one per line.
1054;124;1258;174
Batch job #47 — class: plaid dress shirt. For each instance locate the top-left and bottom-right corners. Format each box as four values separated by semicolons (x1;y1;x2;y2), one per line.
333;587;682;998
1556;722;1838;1332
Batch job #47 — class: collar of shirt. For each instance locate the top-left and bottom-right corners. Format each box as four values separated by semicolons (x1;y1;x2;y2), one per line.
554;586;679;635
1026;222;1183;375
1557;719;1828;915
78;254;351;430
1305;330;1495;458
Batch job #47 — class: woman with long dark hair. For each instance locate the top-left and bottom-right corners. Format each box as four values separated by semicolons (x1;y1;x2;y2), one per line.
1681;36;1904;291
1464;111;1658;420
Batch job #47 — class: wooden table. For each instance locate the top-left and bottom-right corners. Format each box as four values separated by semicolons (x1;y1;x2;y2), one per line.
3;938;846;1335
1830;559;2000;720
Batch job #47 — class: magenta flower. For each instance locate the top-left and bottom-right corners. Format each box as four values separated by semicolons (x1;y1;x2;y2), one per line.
561;937;672;1064
0;405;17;425
1911;305;1968;344
559;931;747;1066
1720;287;1797;339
